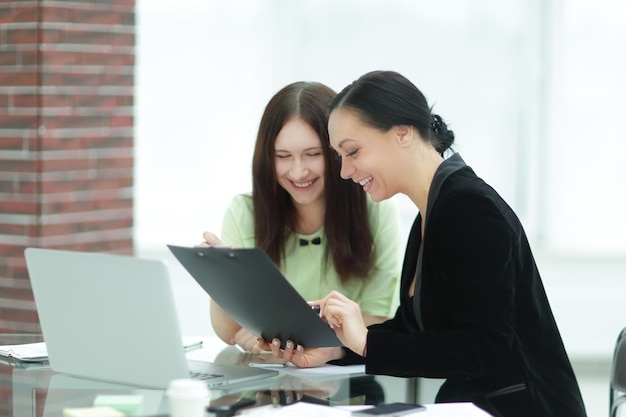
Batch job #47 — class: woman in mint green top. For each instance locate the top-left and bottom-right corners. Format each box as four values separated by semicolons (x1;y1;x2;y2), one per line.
221;193;400;316
203;81;401;353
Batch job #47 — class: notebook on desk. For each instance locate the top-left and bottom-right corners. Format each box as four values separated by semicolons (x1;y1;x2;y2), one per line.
24;247;278;389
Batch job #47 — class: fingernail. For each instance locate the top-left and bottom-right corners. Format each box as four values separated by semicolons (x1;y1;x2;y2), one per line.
272;339;279;346
297;344;303;352
286;340;293;349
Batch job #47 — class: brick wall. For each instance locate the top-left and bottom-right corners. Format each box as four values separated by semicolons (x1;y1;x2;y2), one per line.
0;0;135;333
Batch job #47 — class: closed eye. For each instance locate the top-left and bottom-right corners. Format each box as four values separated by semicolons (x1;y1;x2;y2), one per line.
346;149;359;158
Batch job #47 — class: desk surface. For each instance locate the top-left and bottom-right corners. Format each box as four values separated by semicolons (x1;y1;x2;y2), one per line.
0;334;393;417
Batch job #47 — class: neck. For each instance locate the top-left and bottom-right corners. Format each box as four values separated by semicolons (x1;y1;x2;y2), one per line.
404;147;444;216
293;199;325;234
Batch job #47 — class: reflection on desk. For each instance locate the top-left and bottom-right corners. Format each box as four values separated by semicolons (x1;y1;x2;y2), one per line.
1;335;391;417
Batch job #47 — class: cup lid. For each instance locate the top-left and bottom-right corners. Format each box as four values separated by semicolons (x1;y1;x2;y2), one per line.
166;379;209;398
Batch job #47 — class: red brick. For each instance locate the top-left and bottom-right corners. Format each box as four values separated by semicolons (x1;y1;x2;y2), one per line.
65;29;135;46
41;158;92;171
0;159;37;173
0;245;29;259
109;114;133;128
96;156;133;170
0;179;37;193
0;4;37;25
56;239;134;255
4;5;38;24
0;200;37;215
54;29;134;47
0;305;38;323
40;114;115;130
0;70;38;87
41;50;134;66
41;218;132;237
79;51;135;66
41;93;73;108
19;49;39;65
5;28;38;44
83;135;133;149
72;93;133;108
34;135;132;151
0;137;25;150
0;224;28;235
103;72;134;87
0;115;37;129
37;136;81;150
94;198;133;211
0;50;18;65
11;93;39;108
41;71;134;88
74;9;135;26
0;6;9;24
40;5;73;23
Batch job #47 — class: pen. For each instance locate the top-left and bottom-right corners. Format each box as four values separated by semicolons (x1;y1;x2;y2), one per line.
183;340;203;352
311;305;320;314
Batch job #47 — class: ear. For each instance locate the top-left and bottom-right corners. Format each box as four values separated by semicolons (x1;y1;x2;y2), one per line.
395;125;414;148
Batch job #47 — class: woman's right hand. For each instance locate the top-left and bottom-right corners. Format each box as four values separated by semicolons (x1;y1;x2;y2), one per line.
200;231;223;246
317;290;369;357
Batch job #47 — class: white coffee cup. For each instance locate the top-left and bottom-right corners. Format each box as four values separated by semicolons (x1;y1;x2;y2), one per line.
166;378;209;417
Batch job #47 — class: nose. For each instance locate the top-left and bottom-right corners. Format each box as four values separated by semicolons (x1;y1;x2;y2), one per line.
339;156;355;180
290;158;309;179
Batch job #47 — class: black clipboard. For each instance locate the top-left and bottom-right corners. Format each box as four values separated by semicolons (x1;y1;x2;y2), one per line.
167;245;341;348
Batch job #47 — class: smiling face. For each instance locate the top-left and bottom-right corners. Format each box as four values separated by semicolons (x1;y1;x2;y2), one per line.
274;116;326;208
328;107;406;202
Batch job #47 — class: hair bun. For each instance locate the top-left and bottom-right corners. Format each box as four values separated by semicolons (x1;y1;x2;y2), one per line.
431;113;455;154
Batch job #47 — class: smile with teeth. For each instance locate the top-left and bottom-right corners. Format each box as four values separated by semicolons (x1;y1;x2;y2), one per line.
359;177;373;186
293;179;316;188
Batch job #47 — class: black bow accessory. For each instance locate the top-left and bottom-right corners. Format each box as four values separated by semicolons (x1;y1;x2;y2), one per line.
431;114;442;135
299;237;321;246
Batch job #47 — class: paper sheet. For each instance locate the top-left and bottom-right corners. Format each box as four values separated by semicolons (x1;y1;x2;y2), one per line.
239;402;352;416
237;402;494;417
278;364;365;377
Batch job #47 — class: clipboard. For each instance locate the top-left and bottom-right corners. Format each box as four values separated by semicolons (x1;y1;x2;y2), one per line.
167;245;342;349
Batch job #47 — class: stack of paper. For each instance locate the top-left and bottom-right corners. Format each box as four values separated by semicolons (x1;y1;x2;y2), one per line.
0;342;47;362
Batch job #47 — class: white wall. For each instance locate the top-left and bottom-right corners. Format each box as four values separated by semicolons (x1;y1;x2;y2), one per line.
134;0;626;359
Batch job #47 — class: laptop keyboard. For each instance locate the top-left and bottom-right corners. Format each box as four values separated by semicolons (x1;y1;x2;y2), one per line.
189;370;224;381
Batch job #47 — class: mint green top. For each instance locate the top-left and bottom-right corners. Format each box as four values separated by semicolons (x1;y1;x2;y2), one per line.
221;194;401;318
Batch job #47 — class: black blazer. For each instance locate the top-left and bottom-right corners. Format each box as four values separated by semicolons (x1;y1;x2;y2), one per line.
361;154;587;417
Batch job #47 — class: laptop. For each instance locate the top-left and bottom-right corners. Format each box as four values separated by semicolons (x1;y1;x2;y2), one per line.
24;247;278;389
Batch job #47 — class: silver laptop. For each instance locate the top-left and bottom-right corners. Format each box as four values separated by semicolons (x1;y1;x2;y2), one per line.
24;247;278;389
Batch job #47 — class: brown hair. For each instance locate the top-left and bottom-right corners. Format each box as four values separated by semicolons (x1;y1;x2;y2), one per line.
252;82;373;283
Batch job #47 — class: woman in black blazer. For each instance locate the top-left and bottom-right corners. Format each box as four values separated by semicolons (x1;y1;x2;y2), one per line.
261;70;587;417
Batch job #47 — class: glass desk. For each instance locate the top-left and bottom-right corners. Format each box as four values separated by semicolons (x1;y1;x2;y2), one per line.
0;334;419;417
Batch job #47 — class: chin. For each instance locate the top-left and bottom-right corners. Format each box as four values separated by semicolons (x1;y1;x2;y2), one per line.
368;190;390;203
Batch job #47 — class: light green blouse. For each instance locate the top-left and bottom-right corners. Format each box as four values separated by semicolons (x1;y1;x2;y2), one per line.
220;194;401;318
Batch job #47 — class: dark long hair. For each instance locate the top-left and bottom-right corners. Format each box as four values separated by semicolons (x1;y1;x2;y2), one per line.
329;70;455;155
252;82;373;282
